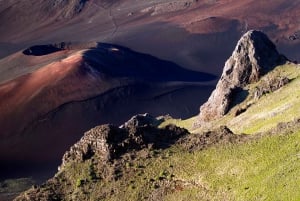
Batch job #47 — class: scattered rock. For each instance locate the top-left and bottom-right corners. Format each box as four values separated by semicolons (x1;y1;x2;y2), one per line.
233;105;249;117
195;30;287;125
179;126;248;151
60;124;126;168
141;0;195;16
52;0;88;18
253;75;289;100
288;31;300;41
264;118;300;136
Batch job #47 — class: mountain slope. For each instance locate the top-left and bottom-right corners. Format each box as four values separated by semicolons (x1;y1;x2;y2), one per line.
13;30;300;201
0;42;215;180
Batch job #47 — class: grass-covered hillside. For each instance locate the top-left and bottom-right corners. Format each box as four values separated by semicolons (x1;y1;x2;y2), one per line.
157;63;300;200
15;63;300;201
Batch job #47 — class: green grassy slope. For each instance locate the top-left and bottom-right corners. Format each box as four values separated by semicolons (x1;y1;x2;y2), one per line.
34;122;300;201
16;63;300;201
153;63;300;200
229;64;300;134
164;129;300;201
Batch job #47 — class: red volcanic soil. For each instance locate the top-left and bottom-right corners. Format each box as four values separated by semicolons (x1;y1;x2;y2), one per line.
0;50;120;166
0;51;115;138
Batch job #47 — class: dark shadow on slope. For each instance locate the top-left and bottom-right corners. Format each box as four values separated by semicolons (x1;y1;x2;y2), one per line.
82;43;216;82
228;87;249;110
0;83;214;181
22;44;65;56
0;43;216;182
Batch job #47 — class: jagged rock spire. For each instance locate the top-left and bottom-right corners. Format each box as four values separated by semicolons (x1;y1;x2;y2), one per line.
196;30;287;123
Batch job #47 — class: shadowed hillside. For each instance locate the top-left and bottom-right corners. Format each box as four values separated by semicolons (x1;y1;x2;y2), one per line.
13;30;300;201
0;42;215;182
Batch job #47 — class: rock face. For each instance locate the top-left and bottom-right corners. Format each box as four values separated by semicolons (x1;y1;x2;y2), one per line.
15;114;189;201
60;114;188;169
196;30;287;124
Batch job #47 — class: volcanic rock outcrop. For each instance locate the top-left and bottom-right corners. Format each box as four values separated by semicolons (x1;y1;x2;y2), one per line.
60;114;187;169
196;30;287;124
14;115;188;201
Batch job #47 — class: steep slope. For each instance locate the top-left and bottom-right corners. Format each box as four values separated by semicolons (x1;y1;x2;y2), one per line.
13;31;300;201
0;42;215;181
14;114;191;201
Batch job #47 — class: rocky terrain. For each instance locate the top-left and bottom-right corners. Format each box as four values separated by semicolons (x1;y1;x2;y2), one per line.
14;114;248;201
14;114;190;201
12;30;300;200
1;0;300;200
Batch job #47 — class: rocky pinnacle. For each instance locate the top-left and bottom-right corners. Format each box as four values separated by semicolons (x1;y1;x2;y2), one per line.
196;30;287;124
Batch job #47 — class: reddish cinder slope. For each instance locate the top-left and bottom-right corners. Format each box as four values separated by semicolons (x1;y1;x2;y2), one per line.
169;0;300;37
0;43;215;166
0;51;121;140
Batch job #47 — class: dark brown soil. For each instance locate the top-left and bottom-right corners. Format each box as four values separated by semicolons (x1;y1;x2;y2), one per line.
179;126;249;152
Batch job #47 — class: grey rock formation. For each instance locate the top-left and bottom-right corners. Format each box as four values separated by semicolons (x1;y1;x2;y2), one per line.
196;30;287;124
59;115;188;170
60;125;125;169
120;113;162;129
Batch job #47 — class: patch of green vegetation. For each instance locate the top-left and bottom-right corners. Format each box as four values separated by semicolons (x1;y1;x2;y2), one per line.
159;116;196;132
229;64;300;134
166;129;300;200
75;178;84;187
58;127;300;200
